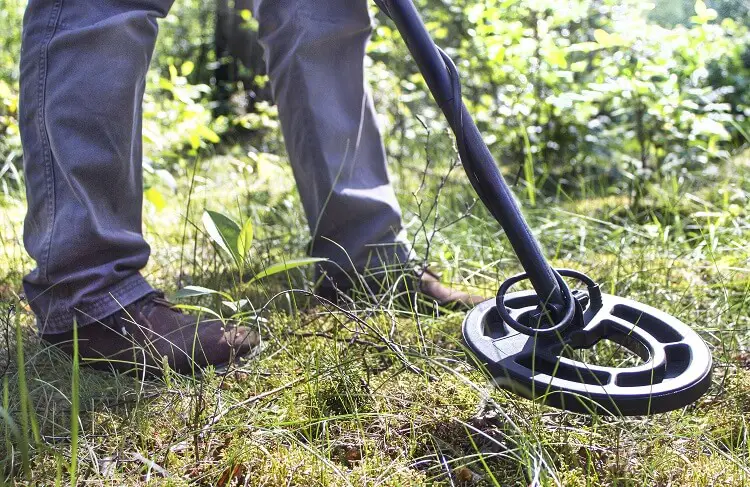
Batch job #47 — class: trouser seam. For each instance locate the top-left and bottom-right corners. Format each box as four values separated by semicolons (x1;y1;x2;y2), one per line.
36;0;64;282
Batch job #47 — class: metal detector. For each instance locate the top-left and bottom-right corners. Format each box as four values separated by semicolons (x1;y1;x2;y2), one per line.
375;0;712;415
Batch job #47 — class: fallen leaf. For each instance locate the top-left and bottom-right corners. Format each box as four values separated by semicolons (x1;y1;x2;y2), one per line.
217;463;246;487
345;447;362;463
455;466;473;483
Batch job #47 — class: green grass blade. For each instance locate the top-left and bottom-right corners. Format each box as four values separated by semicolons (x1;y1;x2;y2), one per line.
14;310;30;479
517;116;537;206
69;321;80;486
247;257;328;284
2;376;11;468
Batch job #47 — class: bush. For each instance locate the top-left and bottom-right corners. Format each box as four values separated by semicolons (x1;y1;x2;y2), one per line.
0;0;748;197
0;0;23;196
370;0;750;193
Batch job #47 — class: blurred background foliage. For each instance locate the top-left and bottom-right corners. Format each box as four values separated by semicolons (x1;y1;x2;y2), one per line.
0;0;748;200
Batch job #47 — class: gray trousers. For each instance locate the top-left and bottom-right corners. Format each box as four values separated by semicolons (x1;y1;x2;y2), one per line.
20;0;409;334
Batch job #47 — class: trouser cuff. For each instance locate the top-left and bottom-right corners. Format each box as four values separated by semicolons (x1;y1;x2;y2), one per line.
36;273;155;335
315;240;414;292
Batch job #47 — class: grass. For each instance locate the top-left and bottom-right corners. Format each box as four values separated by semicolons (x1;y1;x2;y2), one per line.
0;131;749;485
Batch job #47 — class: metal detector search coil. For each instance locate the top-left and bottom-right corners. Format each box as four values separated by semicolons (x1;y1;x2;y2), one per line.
464;271;712;415
376;0;713;415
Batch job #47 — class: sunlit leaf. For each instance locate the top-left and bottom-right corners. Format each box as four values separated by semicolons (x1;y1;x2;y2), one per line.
156;169;178;192
237;219;254;260
693;117;731;140
158;78;174;91
247;258;327;284
181;61;195;77
567;42;600;53
593;29;610;45
570;60;588;72
696;0;706;17
168;64;178;81
202;210;241;261
198;126;221;144
174;285;231;300
545;46;567;68
189;133;201;150
145;187;166;212
222;299;250;312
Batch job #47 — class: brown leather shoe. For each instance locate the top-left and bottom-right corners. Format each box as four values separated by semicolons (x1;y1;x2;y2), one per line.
415;267;486;310
42;292;258;376
316;265;486;311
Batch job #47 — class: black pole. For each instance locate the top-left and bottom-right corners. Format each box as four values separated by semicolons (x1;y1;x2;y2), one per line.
378;0;564;306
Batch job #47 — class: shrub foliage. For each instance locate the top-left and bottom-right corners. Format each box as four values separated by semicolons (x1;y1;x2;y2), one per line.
0;0;747;196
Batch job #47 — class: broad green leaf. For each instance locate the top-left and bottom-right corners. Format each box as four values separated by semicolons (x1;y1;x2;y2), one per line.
593;29;610;45
237;219;254;259
174;285;231;300
168;64;178;81
695;0;708;17
181;61;195;77
693;5;718;23
202;210;241;261
570;60;588;73
189;133;201;150
593;29;625;48
222;299;250;312
545;46;567;68
247;258;327;284
198;126;221;144
170;304;224;320
158;78;174;92
155;169;177;192
567;42;600;53
144;187;166;212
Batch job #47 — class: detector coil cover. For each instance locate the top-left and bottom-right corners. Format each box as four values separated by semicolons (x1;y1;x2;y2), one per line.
463;287;712;415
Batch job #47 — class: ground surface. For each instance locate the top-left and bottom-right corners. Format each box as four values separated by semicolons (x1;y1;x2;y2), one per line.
1;142;749;486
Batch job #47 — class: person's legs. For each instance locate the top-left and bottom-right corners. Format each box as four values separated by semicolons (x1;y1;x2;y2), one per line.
20;0;258;372
20;0;172;334
251;0;411;287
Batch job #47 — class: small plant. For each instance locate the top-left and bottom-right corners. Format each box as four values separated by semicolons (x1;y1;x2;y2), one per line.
200;209;326;284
